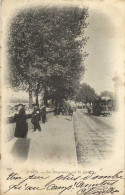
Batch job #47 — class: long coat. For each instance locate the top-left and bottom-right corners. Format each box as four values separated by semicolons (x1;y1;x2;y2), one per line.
31;107;41;123
41;106;46;118
14;107;28;138
31;108;41;131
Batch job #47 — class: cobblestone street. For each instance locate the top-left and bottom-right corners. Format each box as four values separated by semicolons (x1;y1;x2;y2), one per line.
73;109;116;165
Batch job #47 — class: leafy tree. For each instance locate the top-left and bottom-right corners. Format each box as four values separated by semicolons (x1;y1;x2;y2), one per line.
75;83;97;103
8;6;89;107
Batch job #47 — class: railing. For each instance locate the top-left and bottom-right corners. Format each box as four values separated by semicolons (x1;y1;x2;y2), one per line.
4;110;55;143
5;110;55;124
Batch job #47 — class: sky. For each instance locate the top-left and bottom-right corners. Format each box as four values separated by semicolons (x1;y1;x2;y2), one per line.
81;6;117;95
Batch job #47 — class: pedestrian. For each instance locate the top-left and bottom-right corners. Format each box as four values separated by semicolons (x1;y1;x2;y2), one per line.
41;105;46;124
58;107;62;115
68;106;73;120
14;104;28;139
31;104;41;131
86;103;92;115
62;107;65;115
64;106;68;116
54;106;57;116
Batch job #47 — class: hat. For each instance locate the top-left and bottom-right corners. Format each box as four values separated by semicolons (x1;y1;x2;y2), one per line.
14;104;24;107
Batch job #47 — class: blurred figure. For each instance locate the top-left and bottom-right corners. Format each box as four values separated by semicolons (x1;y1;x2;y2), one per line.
31;104;41;131
58;107;62;115
86;103;92;115
14;104;28;138
54;106;57;116
68;106;73;120
64;106;68;116
62;107;65;115
41;105;46;123
73;106;76;112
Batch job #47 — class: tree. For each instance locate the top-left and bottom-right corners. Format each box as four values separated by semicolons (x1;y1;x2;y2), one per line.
75;83;97;103
8;7;89;106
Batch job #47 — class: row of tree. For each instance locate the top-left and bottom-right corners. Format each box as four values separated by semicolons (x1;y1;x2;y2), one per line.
8;6;89;107
75;83;114;104
75;83;97;103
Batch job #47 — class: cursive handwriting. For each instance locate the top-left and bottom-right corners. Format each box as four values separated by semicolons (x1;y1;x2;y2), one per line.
4;172;50;193
4;171;124;194
76;186;119;195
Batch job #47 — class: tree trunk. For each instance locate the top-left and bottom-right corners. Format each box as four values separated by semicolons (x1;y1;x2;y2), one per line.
29;90;33;108
55;96;58;107
35;81;40;106
44;88;48;106
52;95;55;106
36;94;39;106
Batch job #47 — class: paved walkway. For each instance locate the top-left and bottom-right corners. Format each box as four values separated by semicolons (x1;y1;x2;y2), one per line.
4;115;77;167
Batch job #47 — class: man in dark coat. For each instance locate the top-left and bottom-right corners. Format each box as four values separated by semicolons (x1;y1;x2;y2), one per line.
14;104;28;138
54;107;57;116
41;105;46;123
68;106;73;120
31;105;41;131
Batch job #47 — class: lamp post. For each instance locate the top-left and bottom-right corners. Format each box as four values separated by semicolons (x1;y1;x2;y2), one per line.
112;75;119;110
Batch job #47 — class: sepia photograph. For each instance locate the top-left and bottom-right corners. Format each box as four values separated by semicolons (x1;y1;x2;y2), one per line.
1;0;124;194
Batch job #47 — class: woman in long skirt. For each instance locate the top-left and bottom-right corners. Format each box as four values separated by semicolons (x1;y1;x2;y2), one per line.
14;104;28;138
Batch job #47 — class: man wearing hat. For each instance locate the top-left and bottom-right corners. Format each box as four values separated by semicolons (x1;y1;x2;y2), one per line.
31;104;41;131
14;104;28;138
40;104;46;124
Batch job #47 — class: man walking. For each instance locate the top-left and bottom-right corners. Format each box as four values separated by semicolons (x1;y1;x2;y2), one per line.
41;105;46;123
31;104;41;131
68;106;73;120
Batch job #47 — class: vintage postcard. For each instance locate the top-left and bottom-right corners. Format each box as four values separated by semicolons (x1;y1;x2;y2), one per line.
1;0;125;194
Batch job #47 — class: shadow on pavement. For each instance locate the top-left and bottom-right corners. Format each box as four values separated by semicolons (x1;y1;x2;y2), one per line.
65;118;72;121
11;139;31;161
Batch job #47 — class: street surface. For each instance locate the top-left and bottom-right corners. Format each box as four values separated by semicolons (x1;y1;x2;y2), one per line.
73;109;116;165
4;109;116;166
5;115;77;168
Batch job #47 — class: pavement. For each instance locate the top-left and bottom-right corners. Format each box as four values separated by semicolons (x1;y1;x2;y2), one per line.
3;109;117;168
4;115;77;167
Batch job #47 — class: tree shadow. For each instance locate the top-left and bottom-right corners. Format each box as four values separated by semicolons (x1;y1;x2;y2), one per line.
11;139;31;161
